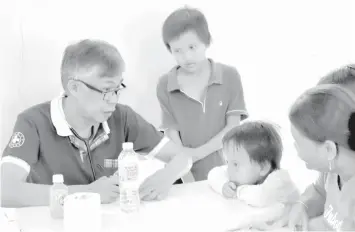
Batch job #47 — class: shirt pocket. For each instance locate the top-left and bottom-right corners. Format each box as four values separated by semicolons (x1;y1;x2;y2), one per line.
95;151;119;177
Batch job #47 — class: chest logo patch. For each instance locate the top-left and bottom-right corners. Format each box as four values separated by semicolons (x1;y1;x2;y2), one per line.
9;132;25;148
219;101;223;106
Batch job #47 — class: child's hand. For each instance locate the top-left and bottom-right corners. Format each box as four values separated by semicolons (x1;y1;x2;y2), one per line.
222;181;237;198
288;202;308;231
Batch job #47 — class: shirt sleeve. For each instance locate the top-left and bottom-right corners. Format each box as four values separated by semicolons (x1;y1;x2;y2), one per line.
236;170;299;207
122;105;164;154
156;78;179;131
207;165;229;195
0;113;40;173
227;68;248;120
299;172;327;218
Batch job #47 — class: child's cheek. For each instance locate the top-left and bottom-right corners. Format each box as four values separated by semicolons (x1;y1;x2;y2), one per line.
227;166;238;182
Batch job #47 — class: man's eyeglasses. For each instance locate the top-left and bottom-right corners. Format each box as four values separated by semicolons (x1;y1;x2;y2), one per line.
73;79;126;101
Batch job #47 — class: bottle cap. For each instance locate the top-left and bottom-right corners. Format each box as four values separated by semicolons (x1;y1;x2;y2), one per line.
122;142;133;150
53;174;64;183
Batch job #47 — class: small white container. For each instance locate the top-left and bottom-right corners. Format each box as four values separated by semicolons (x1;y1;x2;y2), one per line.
63;192;101;232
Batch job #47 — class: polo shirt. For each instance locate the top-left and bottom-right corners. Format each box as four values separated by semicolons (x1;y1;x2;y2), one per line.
1;94;166;185
156;59;248;181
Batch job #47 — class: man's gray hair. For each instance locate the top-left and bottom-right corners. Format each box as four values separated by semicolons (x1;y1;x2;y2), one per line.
60;39;125;89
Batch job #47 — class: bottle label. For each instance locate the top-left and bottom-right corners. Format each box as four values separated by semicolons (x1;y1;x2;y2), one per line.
57;193;66;206
52;190;68;206
119;162;138;182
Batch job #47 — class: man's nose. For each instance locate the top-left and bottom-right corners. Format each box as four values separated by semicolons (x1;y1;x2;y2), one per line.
106;92;119;104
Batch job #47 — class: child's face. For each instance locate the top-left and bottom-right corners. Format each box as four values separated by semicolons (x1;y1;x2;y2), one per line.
168;30;207;73
291;124;331;172
224;143;267;185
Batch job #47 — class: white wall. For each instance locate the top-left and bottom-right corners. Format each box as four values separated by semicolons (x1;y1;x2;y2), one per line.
1;0;355;190
0;1;23;151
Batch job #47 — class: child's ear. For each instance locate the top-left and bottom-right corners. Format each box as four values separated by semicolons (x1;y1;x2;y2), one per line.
260;162;271;177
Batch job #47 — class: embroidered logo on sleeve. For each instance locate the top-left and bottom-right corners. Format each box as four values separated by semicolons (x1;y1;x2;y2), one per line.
9;132;25;148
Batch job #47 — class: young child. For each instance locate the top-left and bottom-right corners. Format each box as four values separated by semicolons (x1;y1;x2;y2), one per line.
208;121;299;230
157;6;248;182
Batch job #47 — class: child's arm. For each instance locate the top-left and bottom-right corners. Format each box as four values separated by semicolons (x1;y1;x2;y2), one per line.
165;129;183;146
236;170;299;208
207;165;229;195
193;115;240;162
298;172;327;218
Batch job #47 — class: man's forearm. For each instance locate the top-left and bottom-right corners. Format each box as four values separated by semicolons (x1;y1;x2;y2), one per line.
2;182;88;208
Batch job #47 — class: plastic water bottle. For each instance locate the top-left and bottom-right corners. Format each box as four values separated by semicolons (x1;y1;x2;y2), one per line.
118;142;140;213
50;174;68;219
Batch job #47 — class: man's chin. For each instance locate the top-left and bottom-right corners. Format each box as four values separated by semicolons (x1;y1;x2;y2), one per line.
92;114;111;124
102;112;113;120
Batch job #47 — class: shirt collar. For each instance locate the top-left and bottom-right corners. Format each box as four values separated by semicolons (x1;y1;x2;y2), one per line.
50;92;110;137
167;59;223;92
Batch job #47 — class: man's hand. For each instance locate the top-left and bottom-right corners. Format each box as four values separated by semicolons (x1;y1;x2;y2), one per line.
222;181;238;198
87;176;120;204
139;168;177;201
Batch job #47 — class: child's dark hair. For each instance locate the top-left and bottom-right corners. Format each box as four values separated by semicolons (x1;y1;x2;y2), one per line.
162;6;212;51
317;64;355;86
222;121;283;171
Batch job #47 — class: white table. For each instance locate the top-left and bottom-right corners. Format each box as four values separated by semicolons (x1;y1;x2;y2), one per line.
5;181;289;232
1;160;289;232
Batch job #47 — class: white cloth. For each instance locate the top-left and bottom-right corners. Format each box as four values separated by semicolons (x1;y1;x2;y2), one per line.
208;166;299;228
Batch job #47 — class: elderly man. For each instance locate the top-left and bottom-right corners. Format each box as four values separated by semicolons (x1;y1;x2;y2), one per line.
1;39;192;207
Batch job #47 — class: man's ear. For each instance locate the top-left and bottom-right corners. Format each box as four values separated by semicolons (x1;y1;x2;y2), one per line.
67;80;79;96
